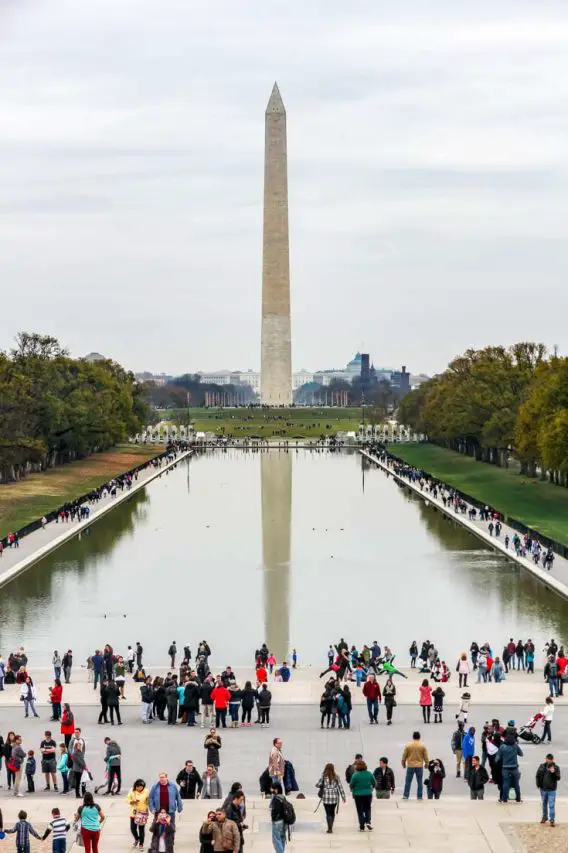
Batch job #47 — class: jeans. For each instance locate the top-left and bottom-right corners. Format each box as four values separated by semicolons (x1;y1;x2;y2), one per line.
51;702;61;720
24;698;39;717
260;708;271;725
353;794;372;828
338;711;350;729
549;678;558;697
366;698;378;722
501;768;521;802
464;756;473;782
142;702;152;723
215;708;227;728
53;838;66;853
61;771;69;793
403;767;423;799
54;667;62;681
64;666;72;683
109;704;121;724
517;654;525;670
94;670;101;689
541;789;556;821
27;774;35;792
130;817;146;846
271;819;286;853
230;704;239;722
470;789;484;800
187;709;196;726
543;720;552;742
476;667;487;683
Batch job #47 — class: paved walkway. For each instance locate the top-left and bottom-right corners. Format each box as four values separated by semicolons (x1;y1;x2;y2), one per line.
361;449;568;601
0;450;192;588
0;794;560;852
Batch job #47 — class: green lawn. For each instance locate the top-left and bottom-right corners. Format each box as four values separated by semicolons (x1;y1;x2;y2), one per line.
392;443;568;546
160;407;362;438
0;444;161;535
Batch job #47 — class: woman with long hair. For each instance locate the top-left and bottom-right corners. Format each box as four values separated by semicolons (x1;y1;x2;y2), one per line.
75;791;104;853
240;681;256;727
348;759;375;832
457;654;470;688
20;676;39;718
419;679;433;724
61;704;75;747
4;732;16;791
383;678;397;726
315;763;345;834
198;812;215;853
126;778;149;850
201;765;222;800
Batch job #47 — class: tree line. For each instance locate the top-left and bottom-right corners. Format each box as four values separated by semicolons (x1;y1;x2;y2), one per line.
398;342;568;484
0;333;148;482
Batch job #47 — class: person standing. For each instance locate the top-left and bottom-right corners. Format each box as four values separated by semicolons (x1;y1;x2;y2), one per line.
184;679;201;728
176;761;203;799
140;677;154;725
92;651;104;690
20;677;39;718
136;643;143;669
200;808;239;853
348;759;375;832
149;810;175;853
168;643;177;669
268;738;284;785
432;686;445;724
57;744;69;794
383;678;396;725
542;697;554;743
74;792;104;853
362;674;381;725
200;677;215;729
468;756;489;800
70;743;86;799
315;763;345;834
149;773;183;825
419;680;432;724
451;722;465;778
103;737;121;795
457;654;470;688
536;753;561;826
211;682;231;729
106;681;121;726
11;735;27;797
497;736;523;803
25;751;36;793
126;778;149;850
240;681;256;727
53;652;62;682
462;727;476;782
40;731;59;791
258;684;272;728
49;681;63;722
373;757;395;799
425;759;445;800
62;651;73;685
409;641;418;668
126;646;135;675
401;731;429;800
204;729;222;770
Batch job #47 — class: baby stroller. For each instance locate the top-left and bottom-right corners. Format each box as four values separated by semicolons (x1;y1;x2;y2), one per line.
519;711;544;744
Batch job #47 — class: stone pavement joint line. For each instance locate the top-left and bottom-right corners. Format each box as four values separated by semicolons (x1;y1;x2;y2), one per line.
360;449;568;602
0;796;552;853
0;450;193;589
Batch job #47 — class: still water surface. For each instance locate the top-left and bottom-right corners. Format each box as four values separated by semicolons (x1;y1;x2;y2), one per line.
2;450;568;665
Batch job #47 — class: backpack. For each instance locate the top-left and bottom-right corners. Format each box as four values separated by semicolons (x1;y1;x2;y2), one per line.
280;797;296;826
549;663;558;678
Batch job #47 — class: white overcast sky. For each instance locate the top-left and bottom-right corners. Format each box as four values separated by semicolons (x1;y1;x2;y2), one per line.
1;0;567;375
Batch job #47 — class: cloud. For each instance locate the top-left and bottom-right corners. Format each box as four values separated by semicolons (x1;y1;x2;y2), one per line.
0;0;567;374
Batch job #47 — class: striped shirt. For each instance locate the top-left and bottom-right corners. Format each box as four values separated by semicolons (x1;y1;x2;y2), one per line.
43;817;70;840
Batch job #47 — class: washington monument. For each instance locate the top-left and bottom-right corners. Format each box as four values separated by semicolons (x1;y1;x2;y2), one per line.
261;82;292;406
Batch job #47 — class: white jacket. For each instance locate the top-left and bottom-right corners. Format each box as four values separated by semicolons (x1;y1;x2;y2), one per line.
20;683;37;700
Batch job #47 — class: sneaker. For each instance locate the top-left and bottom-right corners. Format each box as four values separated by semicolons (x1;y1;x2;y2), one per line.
16;793;24;798
541;818;547;824
54;785;59;791
359;827;365;832
550;821;555;827
44;786;51;791
366;824;373;831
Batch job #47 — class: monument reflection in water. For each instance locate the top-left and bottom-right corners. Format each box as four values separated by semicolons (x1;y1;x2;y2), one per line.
261;450;291;660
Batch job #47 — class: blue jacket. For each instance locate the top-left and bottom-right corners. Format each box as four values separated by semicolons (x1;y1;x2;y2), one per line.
92;654;104;673
149;782;183;814
280;666;291;682
497;742;523;769
462;732;475;759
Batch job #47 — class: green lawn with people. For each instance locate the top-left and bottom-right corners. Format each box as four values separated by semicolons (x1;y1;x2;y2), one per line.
391;443;568;547
161;406;363;439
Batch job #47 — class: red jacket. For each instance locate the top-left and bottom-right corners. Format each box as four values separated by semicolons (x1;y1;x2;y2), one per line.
211;686;231;709
50;684;63;703
60;710;75;735
256;667;268;684
363;681;381;701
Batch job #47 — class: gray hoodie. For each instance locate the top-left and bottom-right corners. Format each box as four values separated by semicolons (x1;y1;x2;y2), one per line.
105;740;121;766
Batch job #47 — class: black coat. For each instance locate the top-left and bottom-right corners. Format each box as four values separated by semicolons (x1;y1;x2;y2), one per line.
166;686;178;707
106;683;119;706
184;682;201;712
200;683;214;706
176;767;202;799
240;689;256;710
204;736;221;768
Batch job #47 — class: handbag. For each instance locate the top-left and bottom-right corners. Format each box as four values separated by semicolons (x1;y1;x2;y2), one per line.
376;790;390;799
134;812;148;826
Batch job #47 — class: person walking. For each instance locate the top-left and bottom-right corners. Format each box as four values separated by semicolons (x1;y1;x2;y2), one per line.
5;810;42;846
362;674;381;725
401;731;429;800
62;651;73;685
200;808;239;853
149;773;183;824
74;792;104;853
199;812;216;853
497;736;523;803
140;678;154;725
457;654;470;688
204;729;222;769
176;761;203;799
348;759;375;832
103;737;121;795
468;756;489;800
315;763;345;834
542;697;554;743
258;684;272;728
61;705;75;747
419;680;432;724
536;753;560;826
149;810;175;853
451;722;465;778
126;778;149;849
383;678;396;726
20;677;39;718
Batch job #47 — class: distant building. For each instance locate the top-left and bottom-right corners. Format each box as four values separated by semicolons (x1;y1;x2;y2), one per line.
391;365;411;394
84;351;106;363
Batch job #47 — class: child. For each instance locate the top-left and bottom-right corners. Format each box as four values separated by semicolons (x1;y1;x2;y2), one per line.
58;744;69;794
267;653;276;674
432;686;445;724
41;808;70;853
25;750;36;793
456;691;471;725
5;810;41;852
